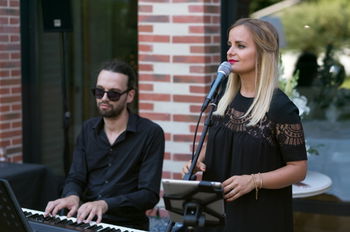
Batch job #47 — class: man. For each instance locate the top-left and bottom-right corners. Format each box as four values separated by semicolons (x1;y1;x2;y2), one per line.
44;60;165;230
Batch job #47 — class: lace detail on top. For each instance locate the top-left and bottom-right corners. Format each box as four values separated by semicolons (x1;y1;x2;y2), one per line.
276;123;305;146
214;107;305;146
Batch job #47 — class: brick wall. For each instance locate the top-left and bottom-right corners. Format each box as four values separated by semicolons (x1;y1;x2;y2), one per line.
0;0;22;162
138;0;221;183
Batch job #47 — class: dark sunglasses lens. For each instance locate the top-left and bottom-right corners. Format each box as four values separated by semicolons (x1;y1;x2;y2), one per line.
107;91;121;101
94;88;105;99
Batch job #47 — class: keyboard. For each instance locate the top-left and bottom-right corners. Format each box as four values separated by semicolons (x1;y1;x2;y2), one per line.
22;208;147;232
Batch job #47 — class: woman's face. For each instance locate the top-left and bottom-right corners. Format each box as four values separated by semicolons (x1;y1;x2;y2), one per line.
226;25;257;78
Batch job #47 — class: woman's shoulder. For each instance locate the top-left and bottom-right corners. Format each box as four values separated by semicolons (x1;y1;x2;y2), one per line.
267;88;300;123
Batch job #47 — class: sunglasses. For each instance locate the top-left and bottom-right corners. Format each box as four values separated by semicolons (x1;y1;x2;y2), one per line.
91;87;130;101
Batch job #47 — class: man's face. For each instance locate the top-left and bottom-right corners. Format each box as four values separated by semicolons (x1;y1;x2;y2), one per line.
95;70;134;118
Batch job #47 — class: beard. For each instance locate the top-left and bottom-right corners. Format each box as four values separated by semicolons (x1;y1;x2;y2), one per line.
97;100;125;118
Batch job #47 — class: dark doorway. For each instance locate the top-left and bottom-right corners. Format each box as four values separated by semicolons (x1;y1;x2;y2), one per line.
20;0;138;176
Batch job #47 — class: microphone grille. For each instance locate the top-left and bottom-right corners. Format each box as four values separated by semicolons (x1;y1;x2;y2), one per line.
217;61;232;76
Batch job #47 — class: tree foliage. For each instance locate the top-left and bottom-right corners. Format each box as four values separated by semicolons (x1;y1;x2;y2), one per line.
279;0;350;54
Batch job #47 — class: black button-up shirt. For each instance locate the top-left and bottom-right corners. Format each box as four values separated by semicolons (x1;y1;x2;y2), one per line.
62;112;164;228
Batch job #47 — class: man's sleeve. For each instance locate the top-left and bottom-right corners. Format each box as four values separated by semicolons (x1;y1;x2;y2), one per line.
62;126;88;198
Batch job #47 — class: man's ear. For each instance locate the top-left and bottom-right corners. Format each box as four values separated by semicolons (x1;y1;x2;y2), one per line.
127;89;135;103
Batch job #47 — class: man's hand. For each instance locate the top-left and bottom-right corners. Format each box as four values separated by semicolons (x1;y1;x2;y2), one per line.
76;200;108;224
44;195;80;218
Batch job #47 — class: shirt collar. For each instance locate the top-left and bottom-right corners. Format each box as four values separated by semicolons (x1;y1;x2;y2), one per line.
93;111;138;134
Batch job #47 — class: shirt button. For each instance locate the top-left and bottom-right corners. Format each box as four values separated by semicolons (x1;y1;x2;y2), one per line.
105;180;109;184
109;148;113;152
98;194;102;198
108;163;112;167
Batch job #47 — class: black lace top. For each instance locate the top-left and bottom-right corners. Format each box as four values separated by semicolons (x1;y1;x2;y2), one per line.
201;89;307;232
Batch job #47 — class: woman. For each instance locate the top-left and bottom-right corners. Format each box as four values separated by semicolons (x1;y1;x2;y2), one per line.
183;18;307;232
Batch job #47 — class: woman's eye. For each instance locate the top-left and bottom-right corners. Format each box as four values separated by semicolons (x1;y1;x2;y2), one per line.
238;44;245;49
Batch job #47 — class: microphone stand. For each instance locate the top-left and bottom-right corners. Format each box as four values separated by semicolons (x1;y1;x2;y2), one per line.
165;84;222;232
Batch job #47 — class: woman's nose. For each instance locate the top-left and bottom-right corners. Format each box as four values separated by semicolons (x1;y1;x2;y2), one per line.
227;46;234;56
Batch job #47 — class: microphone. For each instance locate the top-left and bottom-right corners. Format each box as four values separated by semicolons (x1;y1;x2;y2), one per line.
201;61;232;112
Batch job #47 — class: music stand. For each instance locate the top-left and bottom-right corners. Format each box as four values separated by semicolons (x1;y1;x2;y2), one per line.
162;179;225;231
0;178;33;232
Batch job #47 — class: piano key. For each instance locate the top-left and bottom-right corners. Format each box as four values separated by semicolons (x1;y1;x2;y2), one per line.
22;208;147;232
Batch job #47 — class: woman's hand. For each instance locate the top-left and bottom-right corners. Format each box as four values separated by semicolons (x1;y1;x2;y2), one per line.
182;160;206;177
222;175;255;201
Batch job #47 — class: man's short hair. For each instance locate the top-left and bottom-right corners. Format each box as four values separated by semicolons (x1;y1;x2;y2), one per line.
99;59;137;90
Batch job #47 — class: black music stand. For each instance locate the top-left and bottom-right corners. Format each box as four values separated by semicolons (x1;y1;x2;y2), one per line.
0;178;33;232
162;179;225;231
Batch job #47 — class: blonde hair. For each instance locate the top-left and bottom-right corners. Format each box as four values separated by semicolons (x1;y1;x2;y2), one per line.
215;18;279;126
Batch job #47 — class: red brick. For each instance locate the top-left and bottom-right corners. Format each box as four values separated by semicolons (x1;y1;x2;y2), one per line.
0;141;11;147
1;130;21;137
0;70;10;76
10;35;20;42
0;122;10;130
138;63;153;71
0;17;8;24
139;112;171;121
10;155;23;163
0;52;10;60
173;15;210;24
138;5;153;13
212;15;220;24
139;73;170;82
164;152;171;160
0;60;20;68
162;171;171;178
138;15;169;23
164;133;171;141
173;0;211;2
189;104;203;113
0;25;19;33
190;45;220;54
9;0;19;7
138;83;153;91
173;114;199;122
11;138;22;145
0;112;20;120
190;124;204;133
11;103;21;111
139;34;170;43
139;102;154;110
11;121;21;128
139;93;171;101
138;24;153;32
0;78;20;85
138;44;153;52
173;95;204;103
139;54;170;62
0;8;19;16
173;153;192;161
190;65;217;74
172;172;183;180
0;104;10;111
173;35;210;44
189;85;209;94
173;55;211;64
139;0;170;2
173;75;210;84
0;35;9;42
11;86;21;94
0;95;21;103
9;17;19;24
11;69;21;76
10;52;20;59
188;5;220;13
189;25;220;34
